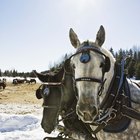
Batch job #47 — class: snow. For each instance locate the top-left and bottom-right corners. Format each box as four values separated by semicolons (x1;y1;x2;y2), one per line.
129;79;140;83
1;76;41;83
0;76;58;139
0;77;139;140
0;104;58;140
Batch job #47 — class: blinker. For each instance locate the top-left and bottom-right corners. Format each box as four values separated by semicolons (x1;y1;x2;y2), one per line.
43;87;50;96
36;88;42;99
80;52;90;63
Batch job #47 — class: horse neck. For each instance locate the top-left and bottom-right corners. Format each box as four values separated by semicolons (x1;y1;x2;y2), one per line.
61;72;76;110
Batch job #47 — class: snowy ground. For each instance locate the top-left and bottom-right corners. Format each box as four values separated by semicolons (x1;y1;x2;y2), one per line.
0;104;58;140
1;76;41;83
0;76;56;139
0;76;59;140
0;77;140;140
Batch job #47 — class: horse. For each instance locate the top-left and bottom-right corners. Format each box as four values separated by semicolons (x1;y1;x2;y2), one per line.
33;60;96;140
29;78;36;84
68;25;140;139
26;79;36;84
12;78;26;85
0;80;6;89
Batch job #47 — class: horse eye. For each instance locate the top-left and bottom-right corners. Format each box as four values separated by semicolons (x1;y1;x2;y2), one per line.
100;62;104;68
43;87;50;96
71;64;75;69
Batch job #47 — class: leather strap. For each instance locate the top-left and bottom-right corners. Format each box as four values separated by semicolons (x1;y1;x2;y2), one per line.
76;77;102;83
121;105;140;120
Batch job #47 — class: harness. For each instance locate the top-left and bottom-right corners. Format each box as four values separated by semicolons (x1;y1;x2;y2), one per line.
35;46;140;139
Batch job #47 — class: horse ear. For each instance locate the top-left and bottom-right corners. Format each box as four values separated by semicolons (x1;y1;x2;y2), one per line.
69;28;80;48
33;70;50;82
95;25;105;47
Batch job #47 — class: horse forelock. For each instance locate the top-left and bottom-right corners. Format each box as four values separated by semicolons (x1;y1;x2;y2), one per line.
80;41;99;48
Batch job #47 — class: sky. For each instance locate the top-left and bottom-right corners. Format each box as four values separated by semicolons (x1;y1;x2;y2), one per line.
0;0;140;72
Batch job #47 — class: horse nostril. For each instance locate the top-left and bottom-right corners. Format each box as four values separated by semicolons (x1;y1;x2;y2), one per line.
83;112;92;121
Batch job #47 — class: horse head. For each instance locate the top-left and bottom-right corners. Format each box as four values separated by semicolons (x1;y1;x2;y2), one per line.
69;25;116;123
33;60;76;133
33;69;63;133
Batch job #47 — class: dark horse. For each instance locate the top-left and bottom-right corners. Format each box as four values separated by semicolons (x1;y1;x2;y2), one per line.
0;81;6;89
29;78;36;84
13;78;26;85
34;60;96;140
26;79;36;84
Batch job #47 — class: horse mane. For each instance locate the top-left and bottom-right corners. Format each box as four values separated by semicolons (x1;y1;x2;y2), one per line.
101;47;116;63
98;47;116;97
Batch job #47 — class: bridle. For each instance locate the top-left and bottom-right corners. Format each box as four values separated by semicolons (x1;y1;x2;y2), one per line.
67;45;110;97
35;68;77;121
41;83;62;109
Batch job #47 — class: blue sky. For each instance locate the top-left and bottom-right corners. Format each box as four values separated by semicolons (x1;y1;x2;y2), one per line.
0;0;140;72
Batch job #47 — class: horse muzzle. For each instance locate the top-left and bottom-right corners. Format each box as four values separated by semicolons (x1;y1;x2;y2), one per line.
41;120;55;134
76;104;98;123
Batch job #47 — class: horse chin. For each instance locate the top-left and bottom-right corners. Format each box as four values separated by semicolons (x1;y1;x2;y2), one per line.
41;121;55;134
80;117;94;124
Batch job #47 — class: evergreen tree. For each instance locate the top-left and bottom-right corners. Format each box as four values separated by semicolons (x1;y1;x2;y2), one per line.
138;51;140;61
0;69;2;77
135;62;140;80
127;59;136;78
12;69;17;77
115;52;118;59
129;49;133;57
109;47;115;57
116;49;123;62
133;51;137;61
125;57;132;70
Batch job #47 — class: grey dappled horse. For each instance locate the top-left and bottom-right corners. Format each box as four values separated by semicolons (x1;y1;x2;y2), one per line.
68;25;140;139
35;26;140;140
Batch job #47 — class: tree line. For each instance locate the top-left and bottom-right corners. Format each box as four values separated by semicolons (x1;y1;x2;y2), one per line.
45;47;140;80
109;46;140;79
0;47;140;79
0;69;35;78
